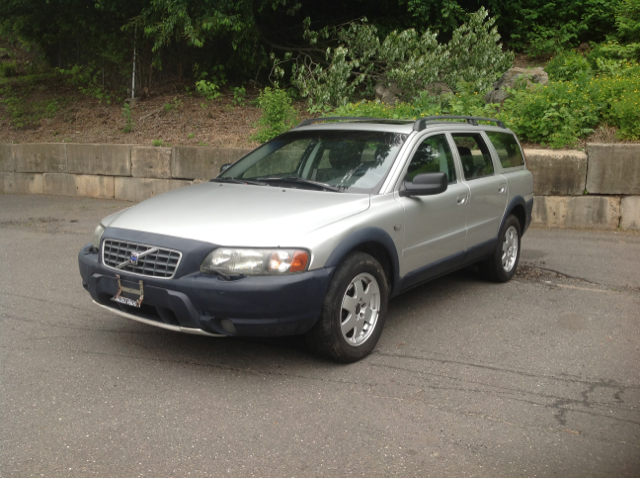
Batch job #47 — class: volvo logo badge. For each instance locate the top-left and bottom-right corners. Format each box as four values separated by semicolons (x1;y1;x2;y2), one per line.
115;246;158;270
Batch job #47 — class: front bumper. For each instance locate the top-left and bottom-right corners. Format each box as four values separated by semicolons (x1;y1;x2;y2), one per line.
78;243;333;337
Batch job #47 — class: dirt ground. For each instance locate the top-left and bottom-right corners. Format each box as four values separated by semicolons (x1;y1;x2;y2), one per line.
0;75;299;147
0;70;635;149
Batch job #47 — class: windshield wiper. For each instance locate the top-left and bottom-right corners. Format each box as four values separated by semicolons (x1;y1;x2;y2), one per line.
210;178;267;186
257;177;341;192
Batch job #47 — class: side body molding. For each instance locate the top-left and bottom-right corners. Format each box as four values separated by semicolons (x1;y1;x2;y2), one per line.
398;195;533;294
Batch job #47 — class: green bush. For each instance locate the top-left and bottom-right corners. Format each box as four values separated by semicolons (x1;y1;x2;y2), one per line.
331;87;496;124
587;41;640;69
0;61;18;78
194;65;227;101
232;86;246;106
500;79;598;148
251;88;298;143
0;81;66;129
330;61;640;147
505;0;620;55
196;80;221;100
57;64;117;104
503;64;640;143
590;68;640;138
122;102;135;133
608;90;640;138
545;51;592;81
616;0;640;43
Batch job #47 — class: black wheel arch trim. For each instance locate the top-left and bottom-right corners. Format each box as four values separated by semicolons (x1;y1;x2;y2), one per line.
324;227;401;296
499;196;532;236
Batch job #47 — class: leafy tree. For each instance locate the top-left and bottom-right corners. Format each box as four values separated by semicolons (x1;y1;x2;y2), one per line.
271;8;513;108
616;0;640;42
504;0;621;55
0;0;627;89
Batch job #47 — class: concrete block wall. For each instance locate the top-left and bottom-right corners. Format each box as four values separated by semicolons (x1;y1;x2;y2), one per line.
586;144;640;195
172;146;252;180
527;144;639;230
0;143;251;202
531;196;622;229
0;142;638;230
526;149;587;196
67;144;132;176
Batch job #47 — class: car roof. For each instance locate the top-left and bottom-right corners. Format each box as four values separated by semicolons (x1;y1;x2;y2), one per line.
292;116;516;136
294;121;416;135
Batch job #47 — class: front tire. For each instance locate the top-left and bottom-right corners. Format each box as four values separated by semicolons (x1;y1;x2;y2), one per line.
305;252;388;363
479;214;521;283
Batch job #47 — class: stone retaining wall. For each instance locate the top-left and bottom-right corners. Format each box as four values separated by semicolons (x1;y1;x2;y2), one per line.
1;142;638;230
525;144;639;230
0;143;252;203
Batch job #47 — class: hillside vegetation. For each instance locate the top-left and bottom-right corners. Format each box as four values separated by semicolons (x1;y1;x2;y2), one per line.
1;0;640;148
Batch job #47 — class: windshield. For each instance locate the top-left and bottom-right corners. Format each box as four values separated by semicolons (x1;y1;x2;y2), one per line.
219;130;408;193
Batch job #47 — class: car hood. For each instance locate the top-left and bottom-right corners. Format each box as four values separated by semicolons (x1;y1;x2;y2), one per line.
105;181;370;246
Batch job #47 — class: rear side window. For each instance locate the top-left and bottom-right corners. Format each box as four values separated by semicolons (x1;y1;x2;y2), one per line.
486;132;524;169
452;133;494;181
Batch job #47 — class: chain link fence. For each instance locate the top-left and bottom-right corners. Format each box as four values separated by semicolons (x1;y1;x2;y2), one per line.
135;42;194;94
52;37;194;95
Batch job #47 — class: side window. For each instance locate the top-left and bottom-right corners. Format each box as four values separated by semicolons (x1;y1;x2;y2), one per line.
405;134;456;184
452;133;495;181
486;131;525;169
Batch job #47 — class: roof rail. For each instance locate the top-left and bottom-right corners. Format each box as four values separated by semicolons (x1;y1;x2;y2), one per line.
413;116;506;131
294;117;408;129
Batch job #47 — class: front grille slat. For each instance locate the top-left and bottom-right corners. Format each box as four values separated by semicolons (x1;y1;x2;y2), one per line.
102;240;182;279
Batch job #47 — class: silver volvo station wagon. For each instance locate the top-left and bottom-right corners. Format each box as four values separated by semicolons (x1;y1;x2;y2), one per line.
78;116;534;362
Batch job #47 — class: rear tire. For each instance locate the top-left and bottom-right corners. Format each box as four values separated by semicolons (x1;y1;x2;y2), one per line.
478;214;521;283
305;252;388;363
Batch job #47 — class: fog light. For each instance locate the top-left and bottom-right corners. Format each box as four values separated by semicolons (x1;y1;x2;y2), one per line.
220;319;236;334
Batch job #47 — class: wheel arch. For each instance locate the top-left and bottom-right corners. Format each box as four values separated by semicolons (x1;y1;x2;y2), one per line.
324;227;400;297
500;196;527;234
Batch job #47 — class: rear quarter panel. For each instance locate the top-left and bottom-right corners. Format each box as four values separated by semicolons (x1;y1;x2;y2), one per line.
503;169;534;205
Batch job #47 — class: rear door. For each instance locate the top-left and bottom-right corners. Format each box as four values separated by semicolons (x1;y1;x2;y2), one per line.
485;130;534;225
451;132;508;249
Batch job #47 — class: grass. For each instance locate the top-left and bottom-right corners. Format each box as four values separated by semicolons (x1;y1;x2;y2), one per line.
0;78;68;129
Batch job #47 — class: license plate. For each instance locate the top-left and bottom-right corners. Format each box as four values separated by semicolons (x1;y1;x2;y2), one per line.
111;295;141;308
110;274;144;308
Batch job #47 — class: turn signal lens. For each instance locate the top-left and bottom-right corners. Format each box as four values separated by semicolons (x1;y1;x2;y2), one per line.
290;251;309;272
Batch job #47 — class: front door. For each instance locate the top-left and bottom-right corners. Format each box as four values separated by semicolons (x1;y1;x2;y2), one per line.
395;134;470;280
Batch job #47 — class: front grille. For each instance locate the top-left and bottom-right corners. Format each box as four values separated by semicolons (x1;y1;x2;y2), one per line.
102;240;182;279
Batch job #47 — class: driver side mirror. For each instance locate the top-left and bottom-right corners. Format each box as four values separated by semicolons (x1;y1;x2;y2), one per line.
220;163;232;173
400;172;448;197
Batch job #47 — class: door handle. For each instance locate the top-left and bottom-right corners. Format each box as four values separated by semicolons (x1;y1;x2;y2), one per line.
498;185;507;194
456;194;468;205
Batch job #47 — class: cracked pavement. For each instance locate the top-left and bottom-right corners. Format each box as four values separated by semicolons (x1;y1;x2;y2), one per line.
1;195;639;477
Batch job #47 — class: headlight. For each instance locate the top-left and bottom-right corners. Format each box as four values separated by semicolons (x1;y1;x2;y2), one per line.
201;248;310;275
92;224;105;250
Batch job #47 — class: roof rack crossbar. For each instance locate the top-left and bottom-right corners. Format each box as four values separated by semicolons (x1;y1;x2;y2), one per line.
294;117;407;129
413;116;506;131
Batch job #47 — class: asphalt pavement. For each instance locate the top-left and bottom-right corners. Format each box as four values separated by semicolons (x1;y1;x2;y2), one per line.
1;194;639;477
